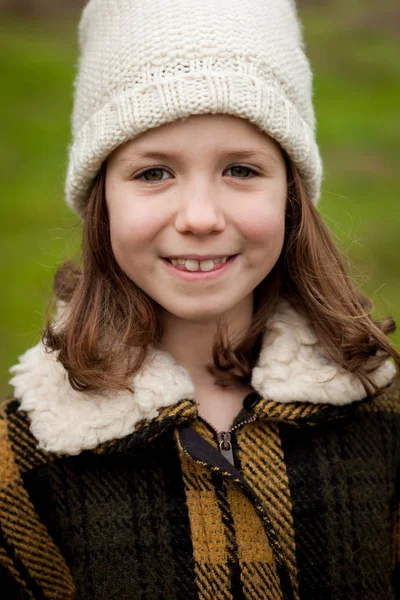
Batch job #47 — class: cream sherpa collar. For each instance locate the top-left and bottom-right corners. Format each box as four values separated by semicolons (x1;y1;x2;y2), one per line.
9;298;396;455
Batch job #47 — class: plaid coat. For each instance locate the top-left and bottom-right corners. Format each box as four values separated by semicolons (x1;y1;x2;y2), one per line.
1;298;399;600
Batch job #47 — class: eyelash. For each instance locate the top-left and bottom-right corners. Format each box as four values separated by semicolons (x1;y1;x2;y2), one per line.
133;165;260;184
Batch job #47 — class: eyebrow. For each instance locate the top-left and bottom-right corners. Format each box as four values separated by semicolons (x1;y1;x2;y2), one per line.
119;148;279;166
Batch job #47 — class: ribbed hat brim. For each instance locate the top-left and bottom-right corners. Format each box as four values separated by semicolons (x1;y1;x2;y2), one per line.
66;72;322;216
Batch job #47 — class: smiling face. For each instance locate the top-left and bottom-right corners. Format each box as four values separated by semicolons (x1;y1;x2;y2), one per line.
105;114;287;323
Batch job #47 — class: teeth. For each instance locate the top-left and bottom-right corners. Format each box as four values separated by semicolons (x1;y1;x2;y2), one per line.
185;259;200;271
199;260;215;272
169;256;230;271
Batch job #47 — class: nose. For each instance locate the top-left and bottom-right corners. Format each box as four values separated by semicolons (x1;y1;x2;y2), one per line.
174;184;226;236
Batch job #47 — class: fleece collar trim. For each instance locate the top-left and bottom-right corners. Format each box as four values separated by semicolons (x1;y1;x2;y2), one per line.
9;298;396;455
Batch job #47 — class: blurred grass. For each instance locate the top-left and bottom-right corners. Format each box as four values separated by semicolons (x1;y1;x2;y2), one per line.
1;2;399;397
0;18;80;396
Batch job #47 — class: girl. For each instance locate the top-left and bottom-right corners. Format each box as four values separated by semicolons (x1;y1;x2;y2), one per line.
1;0;399;598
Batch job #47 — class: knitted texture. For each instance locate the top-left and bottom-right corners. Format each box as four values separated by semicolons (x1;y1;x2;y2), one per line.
66;0;323;215
1;382;400;599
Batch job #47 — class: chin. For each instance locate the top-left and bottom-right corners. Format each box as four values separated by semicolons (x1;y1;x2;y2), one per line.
161;301;234;322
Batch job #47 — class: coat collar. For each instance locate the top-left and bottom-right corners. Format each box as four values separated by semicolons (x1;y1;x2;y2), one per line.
9;298;396;456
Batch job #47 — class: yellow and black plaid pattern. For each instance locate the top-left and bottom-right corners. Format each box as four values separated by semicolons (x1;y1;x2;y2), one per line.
0;379;399;599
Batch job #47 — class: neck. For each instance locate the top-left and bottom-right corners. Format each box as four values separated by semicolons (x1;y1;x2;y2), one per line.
155;294;253;390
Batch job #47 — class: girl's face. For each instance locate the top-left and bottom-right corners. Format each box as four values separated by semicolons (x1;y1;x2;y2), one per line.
105;114;287;322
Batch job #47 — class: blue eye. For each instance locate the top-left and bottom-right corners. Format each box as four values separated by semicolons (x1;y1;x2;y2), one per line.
134;165;260;184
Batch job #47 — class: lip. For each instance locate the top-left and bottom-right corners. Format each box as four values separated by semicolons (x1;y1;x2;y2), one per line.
161;254;239;281
164;254;234;260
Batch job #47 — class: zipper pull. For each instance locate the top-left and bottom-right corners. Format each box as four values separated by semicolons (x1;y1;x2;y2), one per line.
217;432;235;466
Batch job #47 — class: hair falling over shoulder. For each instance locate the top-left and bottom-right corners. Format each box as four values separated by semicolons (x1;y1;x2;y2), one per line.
43;158;400;396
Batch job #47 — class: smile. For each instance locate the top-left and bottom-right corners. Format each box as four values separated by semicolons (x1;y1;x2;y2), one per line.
162;255;238;279
166;256;230;272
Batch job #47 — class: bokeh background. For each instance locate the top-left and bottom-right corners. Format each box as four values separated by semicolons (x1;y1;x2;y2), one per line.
1;0;399;398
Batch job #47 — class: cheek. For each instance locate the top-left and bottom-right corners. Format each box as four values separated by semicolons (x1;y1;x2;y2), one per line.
106;179;165;249
239;204;286;249
108;201;165;257
234;177;287;245
110;213;159;247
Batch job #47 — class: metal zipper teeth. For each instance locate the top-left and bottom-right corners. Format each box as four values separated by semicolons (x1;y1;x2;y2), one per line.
199;413;257;437
197;413;258;467
229;414;258;434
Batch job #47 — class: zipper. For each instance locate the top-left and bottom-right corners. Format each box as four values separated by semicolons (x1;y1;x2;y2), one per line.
178;429;295;600
198;414;257;467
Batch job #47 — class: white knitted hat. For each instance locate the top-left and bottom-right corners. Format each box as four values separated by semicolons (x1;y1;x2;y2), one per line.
66;0;323;216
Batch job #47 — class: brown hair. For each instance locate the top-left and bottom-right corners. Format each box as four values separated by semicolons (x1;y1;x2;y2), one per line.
43;157;400;396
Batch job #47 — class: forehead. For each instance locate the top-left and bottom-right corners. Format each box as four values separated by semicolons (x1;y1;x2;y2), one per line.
109;114;283;163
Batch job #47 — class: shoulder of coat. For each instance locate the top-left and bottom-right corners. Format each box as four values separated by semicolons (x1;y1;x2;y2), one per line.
357;375;400;416
0;396;54;483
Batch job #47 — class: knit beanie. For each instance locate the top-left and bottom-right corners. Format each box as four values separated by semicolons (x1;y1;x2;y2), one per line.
66;0;322;216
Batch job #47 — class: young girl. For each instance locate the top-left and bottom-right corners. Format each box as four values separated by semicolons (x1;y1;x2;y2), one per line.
1;0;399;598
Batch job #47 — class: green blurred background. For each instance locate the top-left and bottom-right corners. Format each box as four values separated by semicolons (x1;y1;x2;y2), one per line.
1;0;399;398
